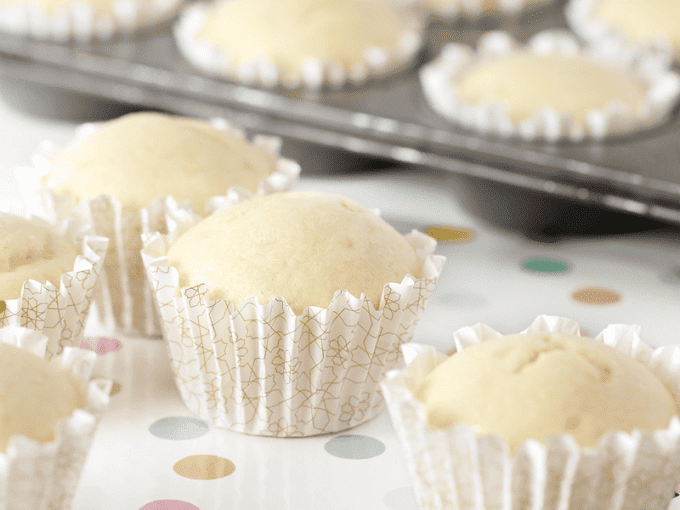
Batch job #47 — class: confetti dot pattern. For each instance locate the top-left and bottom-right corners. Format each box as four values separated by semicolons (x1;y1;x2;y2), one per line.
324;435;386;460
139;501;200;510
571;287;621;305
173;455;235;480
522;257;569;274
149;417;210;440
424;226;475;243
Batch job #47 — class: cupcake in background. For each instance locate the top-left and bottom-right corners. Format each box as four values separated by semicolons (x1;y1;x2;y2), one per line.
381;315;680;510
0;212;107;358
141;191;446;437
19;111;300;338
0;326;111;510
173;0;424;89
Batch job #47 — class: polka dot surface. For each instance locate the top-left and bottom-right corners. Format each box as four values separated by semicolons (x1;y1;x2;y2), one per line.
139;501;200;510
571;287;622;305
383;487;418;510
149;417;210;440
173;455;235;480
424;225;475;243
522;257;569;274
324;434;386;460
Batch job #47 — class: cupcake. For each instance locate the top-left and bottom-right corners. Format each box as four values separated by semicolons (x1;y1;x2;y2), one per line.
141;191;446;437
0;326;111;510
389;0;552;19
173;0;424;89
0;212;107;358
21;111;300;338
567;0;680;63
419;30;680;142
0;0;183;41
381;316;680;510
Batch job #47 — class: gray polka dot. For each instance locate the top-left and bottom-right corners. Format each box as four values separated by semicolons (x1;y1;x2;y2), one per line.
383;486;418;510
324;434;385;460
149;417;210;440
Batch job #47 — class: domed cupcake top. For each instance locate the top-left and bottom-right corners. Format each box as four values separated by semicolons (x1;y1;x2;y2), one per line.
166;191;423;314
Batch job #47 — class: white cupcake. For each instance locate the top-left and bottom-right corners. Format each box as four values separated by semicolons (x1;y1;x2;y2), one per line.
0;326;111;510
381;315;680;510
419;30;680;142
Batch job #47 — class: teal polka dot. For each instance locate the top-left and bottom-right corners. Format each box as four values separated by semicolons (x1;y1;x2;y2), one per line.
522;257;570;274
324;434;385;460
149;417;209;440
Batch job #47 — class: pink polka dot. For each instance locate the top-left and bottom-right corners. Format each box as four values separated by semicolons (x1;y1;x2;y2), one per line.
80;337;121;354
139;501;199;510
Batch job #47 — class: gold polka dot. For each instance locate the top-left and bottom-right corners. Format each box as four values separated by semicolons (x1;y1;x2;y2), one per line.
424;226;475;243
571;287;621;305
173;455;235;480
565;416;580;430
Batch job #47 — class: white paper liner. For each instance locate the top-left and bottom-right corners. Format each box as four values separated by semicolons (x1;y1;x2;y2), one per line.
0;0;183;41
173;1;424;90
0;215;108;360
566;0;680;64
16;118;301;339
387;0;552;19
419;30;680;142
380;315;680;510
140;219;446;437
0;326;111;510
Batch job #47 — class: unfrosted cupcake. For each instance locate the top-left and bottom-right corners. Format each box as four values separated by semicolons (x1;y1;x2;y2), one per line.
141;191;446;437
0;326;110;510
0;212;107;358
381;316;680;510
419;30;680;141
173;0;424;89
22;111;300;338
0;0;183;41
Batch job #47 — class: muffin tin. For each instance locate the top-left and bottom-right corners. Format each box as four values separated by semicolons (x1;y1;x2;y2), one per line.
1;0;680;229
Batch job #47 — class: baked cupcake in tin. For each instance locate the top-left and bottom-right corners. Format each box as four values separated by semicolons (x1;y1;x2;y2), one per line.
173;0;424;89
0;0;183;41
19;111;300;338
419;30;680;142
0;326;111;510
0;212;108;358
381;315;680;510
141;191;446;437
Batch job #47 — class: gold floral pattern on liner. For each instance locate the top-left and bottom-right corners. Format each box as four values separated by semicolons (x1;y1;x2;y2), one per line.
0;232;108;359
141;228;445;437
18;119;300;339
380;315;680;510
419;30;680;142
0;326;111;510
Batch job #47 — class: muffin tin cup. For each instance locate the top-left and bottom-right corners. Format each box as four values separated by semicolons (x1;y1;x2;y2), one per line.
0;0;183;41
0;216;108;359
0;326;111;510
419;30;680;142
172;1;425;90
140;221;446;437
380;315;680;510
17;118;301;339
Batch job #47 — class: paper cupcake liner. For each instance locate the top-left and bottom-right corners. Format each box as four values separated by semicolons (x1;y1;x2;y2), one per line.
173;1;424;90
140;219;446;437
0;216;108;359
17;118;301;339
0;326;111;510
419;30;680;142
566;0;680;64
380;315;680;510
0;0;182;41
387;0;553;19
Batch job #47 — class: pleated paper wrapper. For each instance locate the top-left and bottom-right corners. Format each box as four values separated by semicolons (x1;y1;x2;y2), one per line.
173;1;424;90
420;30;680;142
380;315;680;510
0;326;111;510
0;0;183;41
141;225;446;437
18;119;301;339
0;216;108;360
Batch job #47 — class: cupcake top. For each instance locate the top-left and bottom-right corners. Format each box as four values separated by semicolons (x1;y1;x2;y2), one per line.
195;0;408;73
415;332;678;451
166;191;423;314
0;213;78;300
44;112;278;213
0;342;85;453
